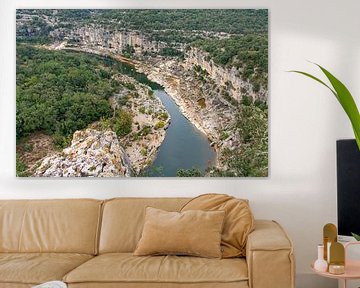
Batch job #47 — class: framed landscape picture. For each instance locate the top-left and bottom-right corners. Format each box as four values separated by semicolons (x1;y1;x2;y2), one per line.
16;9;269;177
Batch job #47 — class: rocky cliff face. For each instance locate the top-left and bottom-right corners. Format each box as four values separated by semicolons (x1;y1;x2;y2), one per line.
53;27;265;103
185;47;267;102
34;129;131;177
49;25;266;104
50;26;169;56
137;58;241;157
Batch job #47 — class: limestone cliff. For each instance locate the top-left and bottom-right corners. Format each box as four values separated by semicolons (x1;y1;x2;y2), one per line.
50;26;170;56
137;59;240;156
185;47;267;102
49;26;265;103
34;129;131;177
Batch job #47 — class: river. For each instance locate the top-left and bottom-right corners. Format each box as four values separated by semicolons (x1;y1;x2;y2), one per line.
80;52;216;176
147;90;216;177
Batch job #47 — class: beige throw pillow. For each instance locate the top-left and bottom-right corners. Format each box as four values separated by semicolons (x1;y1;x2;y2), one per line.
181;194;255;258
134;207;225;258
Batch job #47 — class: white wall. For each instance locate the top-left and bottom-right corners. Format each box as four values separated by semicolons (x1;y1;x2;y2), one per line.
1;0;359;287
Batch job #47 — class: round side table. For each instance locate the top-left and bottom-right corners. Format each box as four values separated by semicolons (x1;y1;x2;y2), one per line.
311;242;360;288
311;261;360;288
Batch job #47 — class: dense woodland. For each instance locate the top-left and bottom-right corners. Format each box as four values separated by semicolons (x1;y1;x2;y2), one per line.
16;45;137;147
52;9;268;34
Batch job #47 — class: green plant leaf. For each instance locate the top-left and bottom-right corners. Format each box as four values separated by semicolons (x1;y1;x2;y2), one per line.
316;65;360;145
351;232;360;241
290;64;360;150
288;70;337;98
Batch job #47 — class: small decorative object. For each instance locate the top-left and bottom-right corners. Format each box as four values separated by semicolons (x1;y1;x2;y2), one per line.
314;244;328;272
323;223;337;261
327;242;332;264
329;242;345;275
328;264;345;275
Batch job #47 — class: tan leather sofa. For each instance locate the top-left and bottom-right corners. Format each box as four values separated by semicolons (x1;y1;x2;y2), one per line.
0;198;295;288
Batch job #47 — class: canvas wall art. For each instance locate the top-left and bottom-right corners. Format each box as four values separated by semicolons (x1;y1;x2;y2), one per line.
16;9;268;177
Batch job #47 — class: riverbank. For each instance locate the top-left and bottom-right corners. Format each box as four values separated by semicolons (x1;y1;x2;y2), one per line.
110;73;170;174
135;59;226;169
138;64;210;138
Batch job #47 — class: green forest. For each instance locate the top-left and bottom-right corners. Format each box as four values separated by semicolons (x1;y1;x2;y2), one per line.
53;9;268;34
17;45;128;146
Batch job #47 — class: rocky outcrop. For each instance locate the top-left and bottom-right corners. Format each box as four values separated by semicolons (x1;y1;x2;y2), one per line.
185;47;267;102
112;74;170;174
34;129;131;177
50;26;169;56
137;58;240;158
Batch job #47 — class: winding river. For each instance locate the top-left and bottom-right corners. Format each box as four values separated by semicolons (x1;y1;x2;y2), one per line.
86;53;216;176
148;90;216;177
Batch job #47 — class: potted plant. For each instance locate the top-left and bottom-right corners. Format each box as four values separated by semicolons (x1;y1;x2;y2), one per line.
291;63;360;240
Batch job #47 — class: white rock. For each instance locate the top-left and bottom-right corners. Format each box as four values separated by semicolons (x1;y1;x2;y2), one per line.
34;129;131;177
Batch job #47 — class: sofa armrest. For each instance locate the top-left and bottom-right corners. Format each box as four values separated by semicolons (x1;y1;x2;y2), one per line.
246;220;295;288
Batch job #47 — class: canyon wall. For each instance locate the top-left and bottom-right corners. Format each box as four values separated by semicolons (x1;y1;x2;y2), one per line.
185;47;268;101
50;26;168;56
49;25;266;103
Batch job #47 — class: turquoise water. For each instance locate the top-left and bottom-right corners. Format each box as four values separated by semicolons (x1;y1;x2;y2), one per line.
147;90;216;177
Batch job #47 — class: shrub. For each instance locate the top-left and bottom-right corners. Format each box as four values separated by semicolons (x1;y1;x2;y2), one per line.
154;121;165;130
113;109;133;137
176;167;203;177
16;155;28;177
158;112;168;121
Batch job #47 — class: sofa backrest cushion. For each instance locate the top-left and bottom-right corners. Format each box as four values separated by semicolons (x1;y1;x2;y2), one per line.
99;198;189;253
0;199;102;254
181;194;254;258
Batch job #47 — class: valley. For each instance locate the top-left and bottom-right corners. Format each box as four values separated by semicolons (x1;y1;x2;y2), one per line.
16;9;268;177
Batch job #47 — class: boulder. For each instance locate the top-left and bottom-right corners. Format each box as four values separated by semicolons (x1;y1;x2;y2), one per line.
34;129;131;177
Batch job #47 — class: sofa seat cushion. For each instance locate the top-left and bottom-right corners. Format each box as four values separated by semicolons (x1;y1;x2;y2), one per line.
0;253;93;285
64;253;248;285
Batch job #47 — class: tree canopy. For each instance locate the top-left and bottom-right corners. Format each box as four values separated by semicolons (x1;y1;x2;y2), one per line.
16;45;118;141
